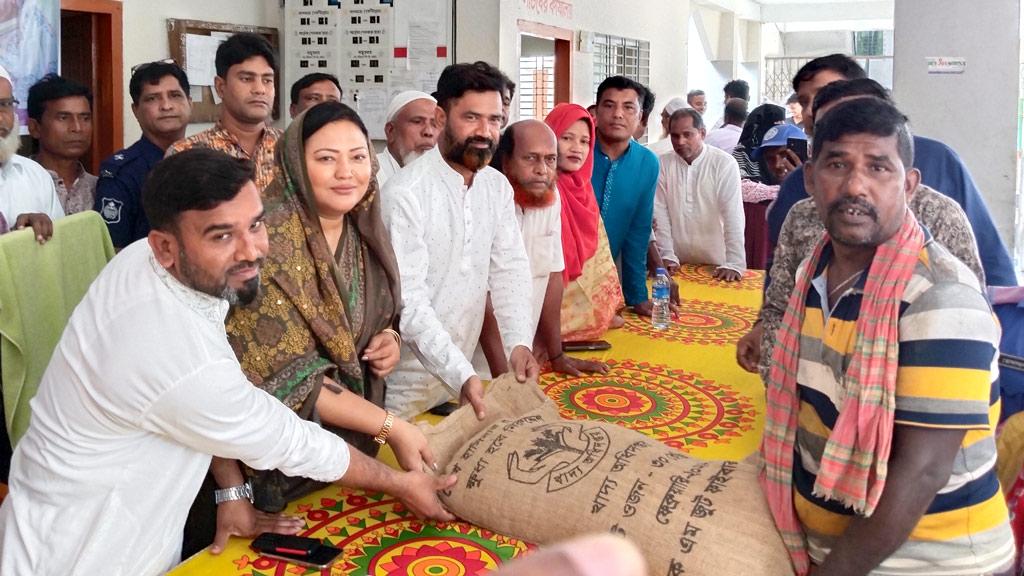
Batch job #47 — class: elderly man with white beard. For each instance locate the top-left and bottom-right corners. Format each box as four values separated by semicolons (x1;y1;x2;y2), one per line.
376;90;439;186
0;64;62;241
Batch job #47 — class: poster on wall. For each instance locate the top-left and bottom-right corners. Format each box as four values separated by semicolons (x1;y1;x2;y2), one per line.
287;0;340;79
283;0;452;140
0;0;60;133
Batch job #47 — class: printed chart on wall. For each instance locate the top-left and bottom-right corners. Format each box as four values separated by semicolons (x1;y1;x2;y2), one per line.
284;0;452;139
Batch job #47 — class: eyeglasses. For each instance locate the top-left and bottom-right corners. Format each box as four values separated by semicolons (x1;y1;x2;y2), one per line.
0;98;19;111
131;58;178;75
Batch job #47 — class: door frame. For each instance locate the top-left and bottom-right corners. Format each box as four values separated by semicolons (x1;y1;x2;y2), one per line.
517;19;573;105
60;0;123;167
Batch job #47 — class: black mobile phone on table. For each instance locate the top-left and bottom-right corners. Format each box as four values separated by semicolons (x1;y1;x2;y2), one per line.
787;137;808;162
250;533;343;569
563;340;612;352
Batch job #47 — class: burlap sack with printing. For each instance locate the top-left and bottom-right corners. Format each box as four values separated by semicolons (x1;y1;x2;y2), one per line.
423;374;794;575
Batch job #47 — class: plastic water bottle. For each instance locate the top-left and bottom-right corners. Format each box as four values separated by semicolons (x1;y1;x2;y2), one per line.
652;267;671;330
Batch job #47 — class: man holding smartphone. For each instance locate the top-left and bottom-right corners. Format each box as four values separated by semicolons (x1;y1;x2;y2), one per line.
0;149;455;576
750;123;807;185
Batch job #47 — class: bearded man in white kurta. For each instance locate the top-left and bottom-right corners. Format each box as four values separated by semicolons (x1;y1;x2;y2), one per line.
381;62;538;420
0;150;454;576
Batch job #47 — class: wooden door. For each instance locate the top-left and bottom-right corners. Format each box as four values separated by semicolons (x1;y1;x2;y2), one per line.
59;0;122;173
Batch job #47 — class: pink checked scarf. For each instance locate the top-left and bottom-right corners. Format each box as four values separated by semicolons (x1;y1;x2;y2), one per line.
760;209;925;575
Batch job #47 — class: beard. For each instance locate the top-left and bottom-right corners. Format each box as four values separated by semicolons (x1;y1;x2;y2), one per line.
443;128;496;172
178;248;263;306
511;179;556;209
0;114;21;165
401;148;425;166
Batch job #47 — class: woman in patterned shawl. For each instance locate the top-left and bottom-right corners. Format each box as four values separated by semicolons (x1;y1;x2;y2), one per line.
225;101;434;512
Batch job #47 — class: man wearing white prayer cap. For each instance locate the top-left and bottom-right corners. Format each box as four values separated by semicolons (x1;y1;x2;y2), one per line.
0;63;63;241
646;96;688;158
376;90;438;186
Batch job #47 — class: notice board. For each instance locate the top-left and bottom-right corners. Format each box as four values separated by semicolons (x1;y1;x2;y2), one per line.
167;19;281;124
283;0;454;139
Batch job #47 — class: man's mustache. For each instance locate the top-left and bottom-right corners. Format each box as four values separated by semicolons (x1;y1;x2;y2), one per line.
827;197;878;221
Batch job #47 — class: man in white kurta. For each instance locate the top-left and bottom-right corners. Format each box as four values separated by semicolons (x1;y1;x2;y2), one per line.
376;90;438;187
381;62;536;420
0;149;454;576
654;108;746;280
0;241;351;576
0;64;62;226
382;145;534;418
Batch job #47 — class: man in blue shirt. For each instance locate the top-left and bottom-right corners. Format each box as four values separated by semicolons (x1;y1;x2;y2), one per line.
766;54;1016;286
94;61;192;249
591;76;660;315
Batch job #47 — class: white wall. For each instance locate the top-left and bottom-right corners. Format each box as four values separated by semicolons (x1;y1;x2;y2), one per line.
456;0;688;126
688;12;729;122
118;0;281;145
781;30;851;56
893;0;1020;253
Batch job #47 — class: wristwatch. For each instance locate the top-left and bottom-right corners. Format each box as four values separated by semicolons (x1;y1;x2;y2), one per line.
214;482;254;505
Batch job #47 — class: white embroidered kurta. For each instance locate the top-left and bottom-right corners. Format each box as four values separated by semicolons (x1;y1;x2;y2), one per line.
375;148;402;188
654;145;746;273
0;241;351;576
516;193;564;337
0;154;64;224
381;148;533;419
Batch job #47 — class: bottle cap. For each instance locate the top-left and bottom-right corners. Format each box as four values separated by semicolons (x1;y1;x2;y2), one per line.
656;267;667;276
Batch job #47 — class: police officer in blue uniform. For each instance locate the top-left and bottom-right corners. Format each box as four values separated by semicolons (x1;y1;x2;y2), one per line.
95;61;192;249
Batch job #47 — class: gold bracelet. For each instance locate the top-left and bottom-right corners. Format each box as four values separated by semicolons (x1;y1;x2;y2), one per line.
373;411;395;445
382;328;402;347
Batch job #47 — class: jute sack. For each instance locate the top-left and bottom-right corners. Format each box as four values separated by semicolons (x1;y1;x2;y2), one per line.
423;374;794;576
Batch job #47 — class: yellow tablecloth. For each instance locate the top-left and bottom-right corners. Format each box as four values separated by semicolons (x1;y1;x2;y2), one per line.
170;264;765;575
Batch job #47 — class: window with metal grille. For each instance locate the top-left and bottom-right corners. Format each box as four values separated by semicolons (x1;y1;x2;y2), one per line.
592;33;651;98
519;56;555;121
853;30;884;56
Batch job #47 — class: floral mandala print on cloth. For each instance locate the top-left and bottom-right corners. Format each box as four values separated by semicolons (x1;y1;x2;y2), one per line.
541;359;758;451
622;299;756;345
674;263;764;291
229;489;534;575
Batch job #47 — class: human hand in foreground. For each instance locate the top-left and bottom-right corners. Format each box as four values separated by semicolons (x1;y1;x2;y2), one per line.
211;499;304;555
14;213;53;244
460;375;486;420
394;471;457;521
509;345;539;383
713;267;742;282
363;330;401;377
389;417;439;473
551;353;609;376
735;323;763;373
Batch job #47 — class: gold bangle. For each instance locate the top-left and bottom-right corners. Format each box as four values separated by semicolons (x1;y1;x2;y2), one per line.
382;328;402;347
373;411;395;445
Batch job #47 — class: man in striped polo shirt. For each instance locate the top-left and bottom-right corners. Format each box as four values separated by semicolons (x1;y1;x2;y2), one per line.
760;98;1014;575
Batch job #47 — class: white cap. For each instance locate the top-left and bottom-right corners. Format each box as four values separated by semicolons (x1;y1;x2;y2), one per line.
0;64;12;89
385;90;436;123
663;97;688;115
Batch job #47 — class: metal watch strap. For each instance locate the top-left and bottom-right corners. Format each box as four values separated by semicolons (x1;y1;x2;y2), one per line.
214;482;253;505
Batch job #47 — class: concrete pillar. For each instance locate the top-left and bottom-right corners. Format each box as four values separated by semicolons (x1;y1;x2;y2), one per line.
892;0;1021;262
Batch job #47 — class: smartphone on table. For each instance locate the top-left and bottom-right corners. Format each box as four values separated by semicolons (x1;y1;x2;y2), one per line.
787;137;808;163
563;340;612;352
250;532;343;569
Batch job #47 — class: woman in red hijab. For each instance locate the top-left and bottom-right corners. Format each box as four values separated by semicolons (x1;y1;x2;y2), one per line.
545;103;624;341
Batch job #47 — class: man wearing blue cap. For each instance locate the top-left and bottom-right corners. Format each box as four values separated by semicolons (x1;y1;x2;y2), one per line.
751;123;806;186
653;107;745;281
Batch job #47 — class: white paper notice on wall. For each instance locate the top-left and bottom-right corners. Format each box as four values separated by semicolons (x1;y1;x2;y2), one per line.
926;57;967;75
185;34;223;86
